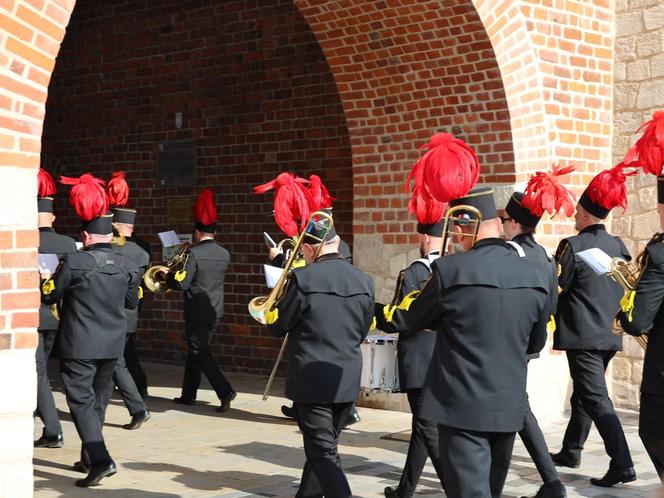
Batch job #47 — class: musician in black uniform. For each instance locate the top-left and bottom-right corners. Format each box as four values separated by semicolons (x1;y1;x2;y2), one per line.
502;190;566;498
375;220;443;498
98;176;151;430
42;174;140;487
266;215;375;498
166;189;235;412
390;187;551;498
550;167;636;486
34;169;77;449
617;176;664;481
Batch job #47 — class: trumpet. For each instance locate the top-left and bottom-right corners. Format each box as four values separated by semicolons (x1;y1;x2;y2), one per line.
610;255;648;350
143;243;191;293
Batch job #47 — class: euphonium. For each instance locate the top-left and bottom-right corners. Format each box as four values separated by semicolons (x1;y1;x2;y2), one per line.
143;243;191;294
610;253;648;350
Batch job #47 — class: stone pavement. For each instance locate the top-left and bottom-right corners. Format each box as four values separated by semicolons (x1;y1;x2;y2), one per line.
34;362;663;498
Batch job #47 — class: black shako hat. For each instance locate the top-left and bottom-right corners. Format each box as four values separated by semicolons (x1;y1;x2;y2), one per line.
658;175;664;204
449;186;497;221
111;207;136;225
416;219;445;237
505;192;541;228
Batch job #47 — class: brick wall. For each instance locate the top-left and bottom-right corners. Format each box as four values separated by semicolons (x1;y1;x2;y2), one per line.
611;0;664;409
0;1;74;496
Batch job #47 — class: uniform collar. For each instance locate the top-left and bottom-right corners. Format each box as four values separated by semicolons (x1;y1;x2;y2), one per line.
513;233;535;244
314;252;341;263
472;237;509;250
196;239;215;245
38;227;55;233
85;243;112;251
580;223;606;234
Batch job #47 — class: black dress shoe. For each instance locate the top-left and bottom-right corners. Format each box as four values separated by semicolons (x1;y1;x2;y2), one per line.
216;390;237;412
520;479;566;498
384;485;412;498
122;409;151;430
173;396;195;405
281;404;295;418
549;451;580;468
75;461;117;487
590;466;636;487
72;461;89;474
138;387;149;397
34;432;63;448
343;408;361;429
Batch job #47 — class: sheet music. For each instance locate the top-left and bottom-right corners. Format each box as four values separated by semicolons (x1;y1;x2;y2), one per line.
158;230;181;248
576;248;613;275
264;264;284;289
38;253;59;274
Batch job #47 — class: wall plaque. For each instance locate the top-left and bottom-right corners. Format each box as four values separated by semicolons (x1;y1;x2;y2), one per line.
167;198;193;226
156;139;197;186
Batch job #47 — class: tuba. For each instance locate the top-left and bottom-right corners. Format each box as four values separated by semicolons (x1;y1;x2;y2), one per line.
143;243;191;293
610;253;648;350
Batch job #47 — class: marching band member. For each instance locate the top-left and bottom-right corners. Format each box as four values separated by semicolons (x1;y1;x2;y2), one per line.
166;188;235;412
41;173;140;487
550;164;636;486
617;112;664;480
262;177;375;497
98;172;150;430
34;168;77;449
501;166;576;498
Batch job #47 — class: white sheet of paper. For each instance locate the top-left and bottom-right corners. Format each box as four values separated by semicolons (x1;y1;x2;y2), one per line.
158;230;181;247
38;253;59;274
576;247;613;275
264;264;284;289
75;242;83;250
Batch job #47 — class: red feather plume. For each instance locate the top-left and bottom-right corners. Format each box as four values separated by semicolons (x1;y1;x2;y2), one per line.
624;111;664;176
405;156;446;224
412;133;480;203
38;168;56;197
586;163;638;212
254;172;313;237
59;173;108;222
107;171;129;207
193;188;218;226
308;174;335;210
521;165;576;218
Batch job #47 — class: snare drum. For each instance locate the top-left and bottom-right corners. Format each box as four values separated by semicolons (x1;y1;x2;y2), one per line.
360;335;399;392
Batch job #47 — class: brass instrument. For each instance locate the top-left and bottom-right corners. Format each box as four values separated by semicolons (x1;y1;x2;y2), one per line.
111;223;126;247
249;210;334;400
610;255;648;350
143;243;191;293
438;204;483;256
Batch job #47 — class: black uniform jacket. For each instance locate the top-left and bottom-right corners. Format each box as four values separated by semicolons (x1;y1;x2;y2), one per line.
390;238;550;432
554;224;630;351
167;239;231;322
38;227;77;331
112;238;150;333
42;243;140;359
511;233;558;359
375;251;437;390
267;253;375;404
618;235;664;395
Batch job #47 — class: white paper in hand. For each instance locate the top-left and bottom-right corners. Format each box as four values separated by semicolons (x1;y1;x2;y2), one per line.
158;230;181;247
576;248;613;275
38;253;59;274
264;264;284;289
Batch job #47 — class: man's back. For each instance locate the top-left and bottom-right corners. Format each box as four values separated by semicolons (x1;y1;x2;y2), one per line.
38;228;77;331
184;240;230;321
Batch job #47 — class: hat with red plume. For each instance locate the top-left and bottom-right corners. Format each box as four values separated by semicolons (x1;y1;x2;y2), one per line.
107;171;136;224
623;111;664;203
308;174;335;210
406;161;446;236
254;172;313;237
37;168;57;213
60;173;112;234
408;132;480;205
193;188;218;232
506;165;576;228
579;163;638;219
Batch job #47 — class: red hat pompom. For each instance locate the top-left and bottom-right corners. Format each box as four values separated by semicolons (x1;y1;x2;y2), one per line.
521;165;576;218
193;188;218;226
586;163;638;212
308;174;335;210
59;173;108;221
38;168;56;198
254;172;313;237
107;171;129;207
624;111;664;176
412;133;480;203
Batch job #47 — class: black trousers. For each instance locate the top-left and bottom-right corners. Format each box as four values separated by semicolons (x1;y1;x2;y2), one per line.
518;393;558;483
99;335;146;417
36;329;61;437
181;319;233;400
397;389;445;494
293;402;353;498
124;333;147;392
640;393;664;481
60;358;116;466
560;350;633;470
439;424;515;498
